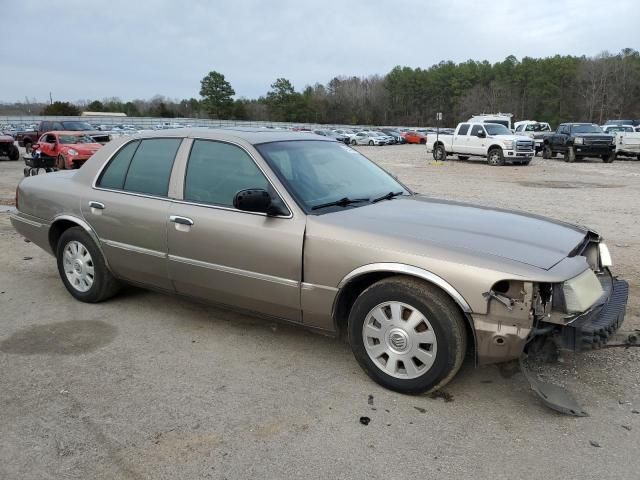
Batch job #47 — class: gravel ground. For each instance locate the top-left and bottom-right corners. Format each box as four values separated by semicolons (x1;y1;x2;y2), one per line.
1;145;639;479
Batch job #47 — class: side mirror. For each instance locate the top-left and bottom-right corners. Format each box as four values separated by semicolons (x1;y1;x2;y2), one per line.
477;131;486;138
233;188;285;216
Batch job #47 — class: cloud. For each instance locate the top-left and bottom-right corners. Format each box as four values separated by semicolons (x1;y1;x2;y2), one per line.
1;0;637;103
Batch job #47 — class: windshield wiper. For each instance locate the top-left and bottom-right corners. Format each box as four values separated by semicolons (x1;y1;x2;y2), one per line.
372;191;405;203
311;197;369;211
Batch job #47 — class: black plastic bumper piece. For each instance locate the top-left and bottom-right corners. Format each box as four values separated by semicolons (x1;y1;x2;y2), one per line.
560;278;629;351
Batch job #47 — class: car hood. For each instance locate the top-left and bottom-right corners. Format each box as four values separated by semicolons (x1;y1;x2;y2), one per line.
65;144;102;155
490;134;532;142
309;196;588;270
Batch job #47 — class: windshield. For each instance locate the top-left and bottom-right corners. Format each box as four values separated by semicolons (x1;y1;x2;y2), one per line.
484;124;512;135
61;121;94;131
572;124;603;134
256;141;409;213
59;134;96;144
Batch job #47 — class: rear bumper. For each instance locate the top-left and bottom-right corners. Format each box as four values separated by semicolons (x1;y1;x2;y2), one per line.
558;277;628;351
10;212;53;254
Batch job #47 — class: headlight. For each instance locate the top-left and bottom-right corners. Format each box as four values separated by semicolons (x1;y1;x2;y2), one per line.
562;269;604;313
599;242;612;267
574;137;584;145
67;149;79;156
503;140;513;149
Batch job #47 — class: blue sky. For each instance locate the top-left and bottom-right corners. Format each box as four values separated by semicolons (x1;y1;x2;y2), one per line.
2;0;638;103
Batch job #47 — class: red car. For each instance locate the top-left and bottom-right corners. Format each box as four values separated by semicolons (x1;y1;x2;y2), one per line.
401;131;427;144
34;131;103;170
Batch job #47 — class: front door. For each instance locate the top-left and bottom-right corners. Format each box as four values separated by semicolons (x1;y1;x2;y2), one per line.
167;139;305;321
468;125;487;155
82;138;183;291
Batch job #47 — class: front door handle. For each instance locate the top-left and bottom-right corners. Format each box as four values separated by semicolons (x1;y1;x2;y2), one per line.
88;201;105;210
169;215;194;226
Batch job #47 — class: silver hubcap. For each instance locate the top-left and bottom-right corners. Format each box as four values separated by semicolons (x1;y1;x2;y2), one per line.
63;241;95;293
362;301;437;379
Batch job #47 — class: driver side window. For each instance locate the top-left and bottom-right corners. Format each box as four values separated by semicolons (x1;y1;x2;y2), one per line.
470;125;484;136
184;140;269;207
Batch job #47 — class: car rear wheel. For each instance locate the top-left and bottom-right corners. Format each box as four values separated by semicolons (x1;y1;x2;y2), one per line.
348;276;467;394
542;145;553;159
8;145;19;161
57;155;66;170
487;148;504;166
351;139;357;145
432;144;446;161
56;227;120;303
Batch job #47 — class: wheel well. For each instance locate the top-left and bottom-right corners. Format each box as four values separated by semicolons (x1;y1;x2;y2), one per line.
488;145;502;152
333;272;476;360
49;219;80;252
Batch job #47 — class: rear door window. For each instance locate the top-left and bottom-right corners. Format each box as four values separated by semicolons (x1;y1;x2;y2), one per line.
457;124;470;135
98;138;181;196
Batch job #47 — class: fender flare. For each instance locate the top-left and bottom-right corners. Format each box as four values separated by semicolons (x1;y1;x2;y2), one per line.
50;214;110;269
336;263;472;313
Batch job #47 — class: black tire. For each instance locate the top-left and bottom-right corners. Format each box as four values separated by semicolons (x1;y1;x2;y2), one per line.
57;155;66;170
30;169;38;176
24;141;32;154
602;153;616;163
564;147;576;163
348;276;467;394
368;140;374;146
351;139;357;145
23;167;30;177
457;155;469;161
542;145;552;159
432;144;446;161
487;147;505;166
8;145;19;161
56;226;120;303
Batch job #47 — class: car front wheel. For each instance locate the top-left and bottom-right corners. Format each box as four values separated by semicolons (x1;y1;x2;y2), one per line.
487;148;504;166
57;155;67;170
56;226;120;303
348;277;467;394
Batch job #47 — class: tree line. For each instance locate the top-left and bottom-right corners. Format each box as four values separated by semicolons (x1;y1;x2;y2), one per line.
2;49;638;127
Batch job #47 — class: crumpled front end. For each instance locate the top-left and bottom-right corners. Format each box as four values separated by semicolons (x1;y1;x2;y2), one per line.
473;233;629;365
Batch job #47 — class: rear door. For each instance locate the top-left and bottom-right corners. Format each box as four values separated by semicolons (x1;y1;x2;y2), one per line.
454;123;471;154
167;138;305;321
82;137;185;291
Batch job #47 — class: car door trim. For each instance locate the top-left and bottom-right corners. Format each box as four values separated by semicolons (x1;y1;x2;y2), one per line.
168;254;299;288
102;239;167;259
337;263;472;313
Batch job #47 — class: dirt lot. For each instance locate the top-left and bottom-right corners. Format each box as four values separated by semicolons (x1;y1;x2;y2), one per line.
1;146;639;479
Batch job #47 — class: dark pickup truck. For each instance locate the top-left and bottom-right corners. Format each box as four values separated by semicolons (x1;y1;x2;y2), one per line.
15;120;111;153
542;123;615;163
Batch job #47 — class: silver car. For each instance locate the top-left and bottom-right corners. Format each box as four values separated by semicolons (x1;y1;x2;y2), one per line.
11;128;628;404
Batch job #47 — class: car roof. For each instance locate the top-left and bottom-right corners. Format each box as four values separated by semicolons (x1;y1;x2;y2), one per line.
128;127;334;145
47;130;95;135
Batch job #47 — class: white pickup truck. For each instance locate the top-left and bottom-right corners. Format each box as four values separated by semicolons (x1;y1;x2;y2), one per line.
603;126;640;160
426;122;535;166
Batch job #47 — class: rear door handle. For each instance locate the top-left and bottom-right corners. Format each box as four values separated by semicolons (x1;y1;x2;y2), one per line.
88;201;105;210
169;215;194;226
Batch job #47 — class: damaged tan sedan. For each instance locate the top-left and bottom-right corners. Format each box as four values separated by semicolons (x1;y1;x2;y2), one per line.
11;128;629;412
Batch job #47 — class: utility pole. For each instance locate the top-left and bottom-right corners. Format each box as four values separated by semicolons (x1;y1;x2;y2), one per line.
49;92;53;104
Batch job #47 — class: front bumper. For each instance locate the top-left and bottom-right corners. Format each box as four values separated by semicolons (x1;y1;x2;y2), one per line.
558;277;628;351
574;144;615;155
504;149;534;159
